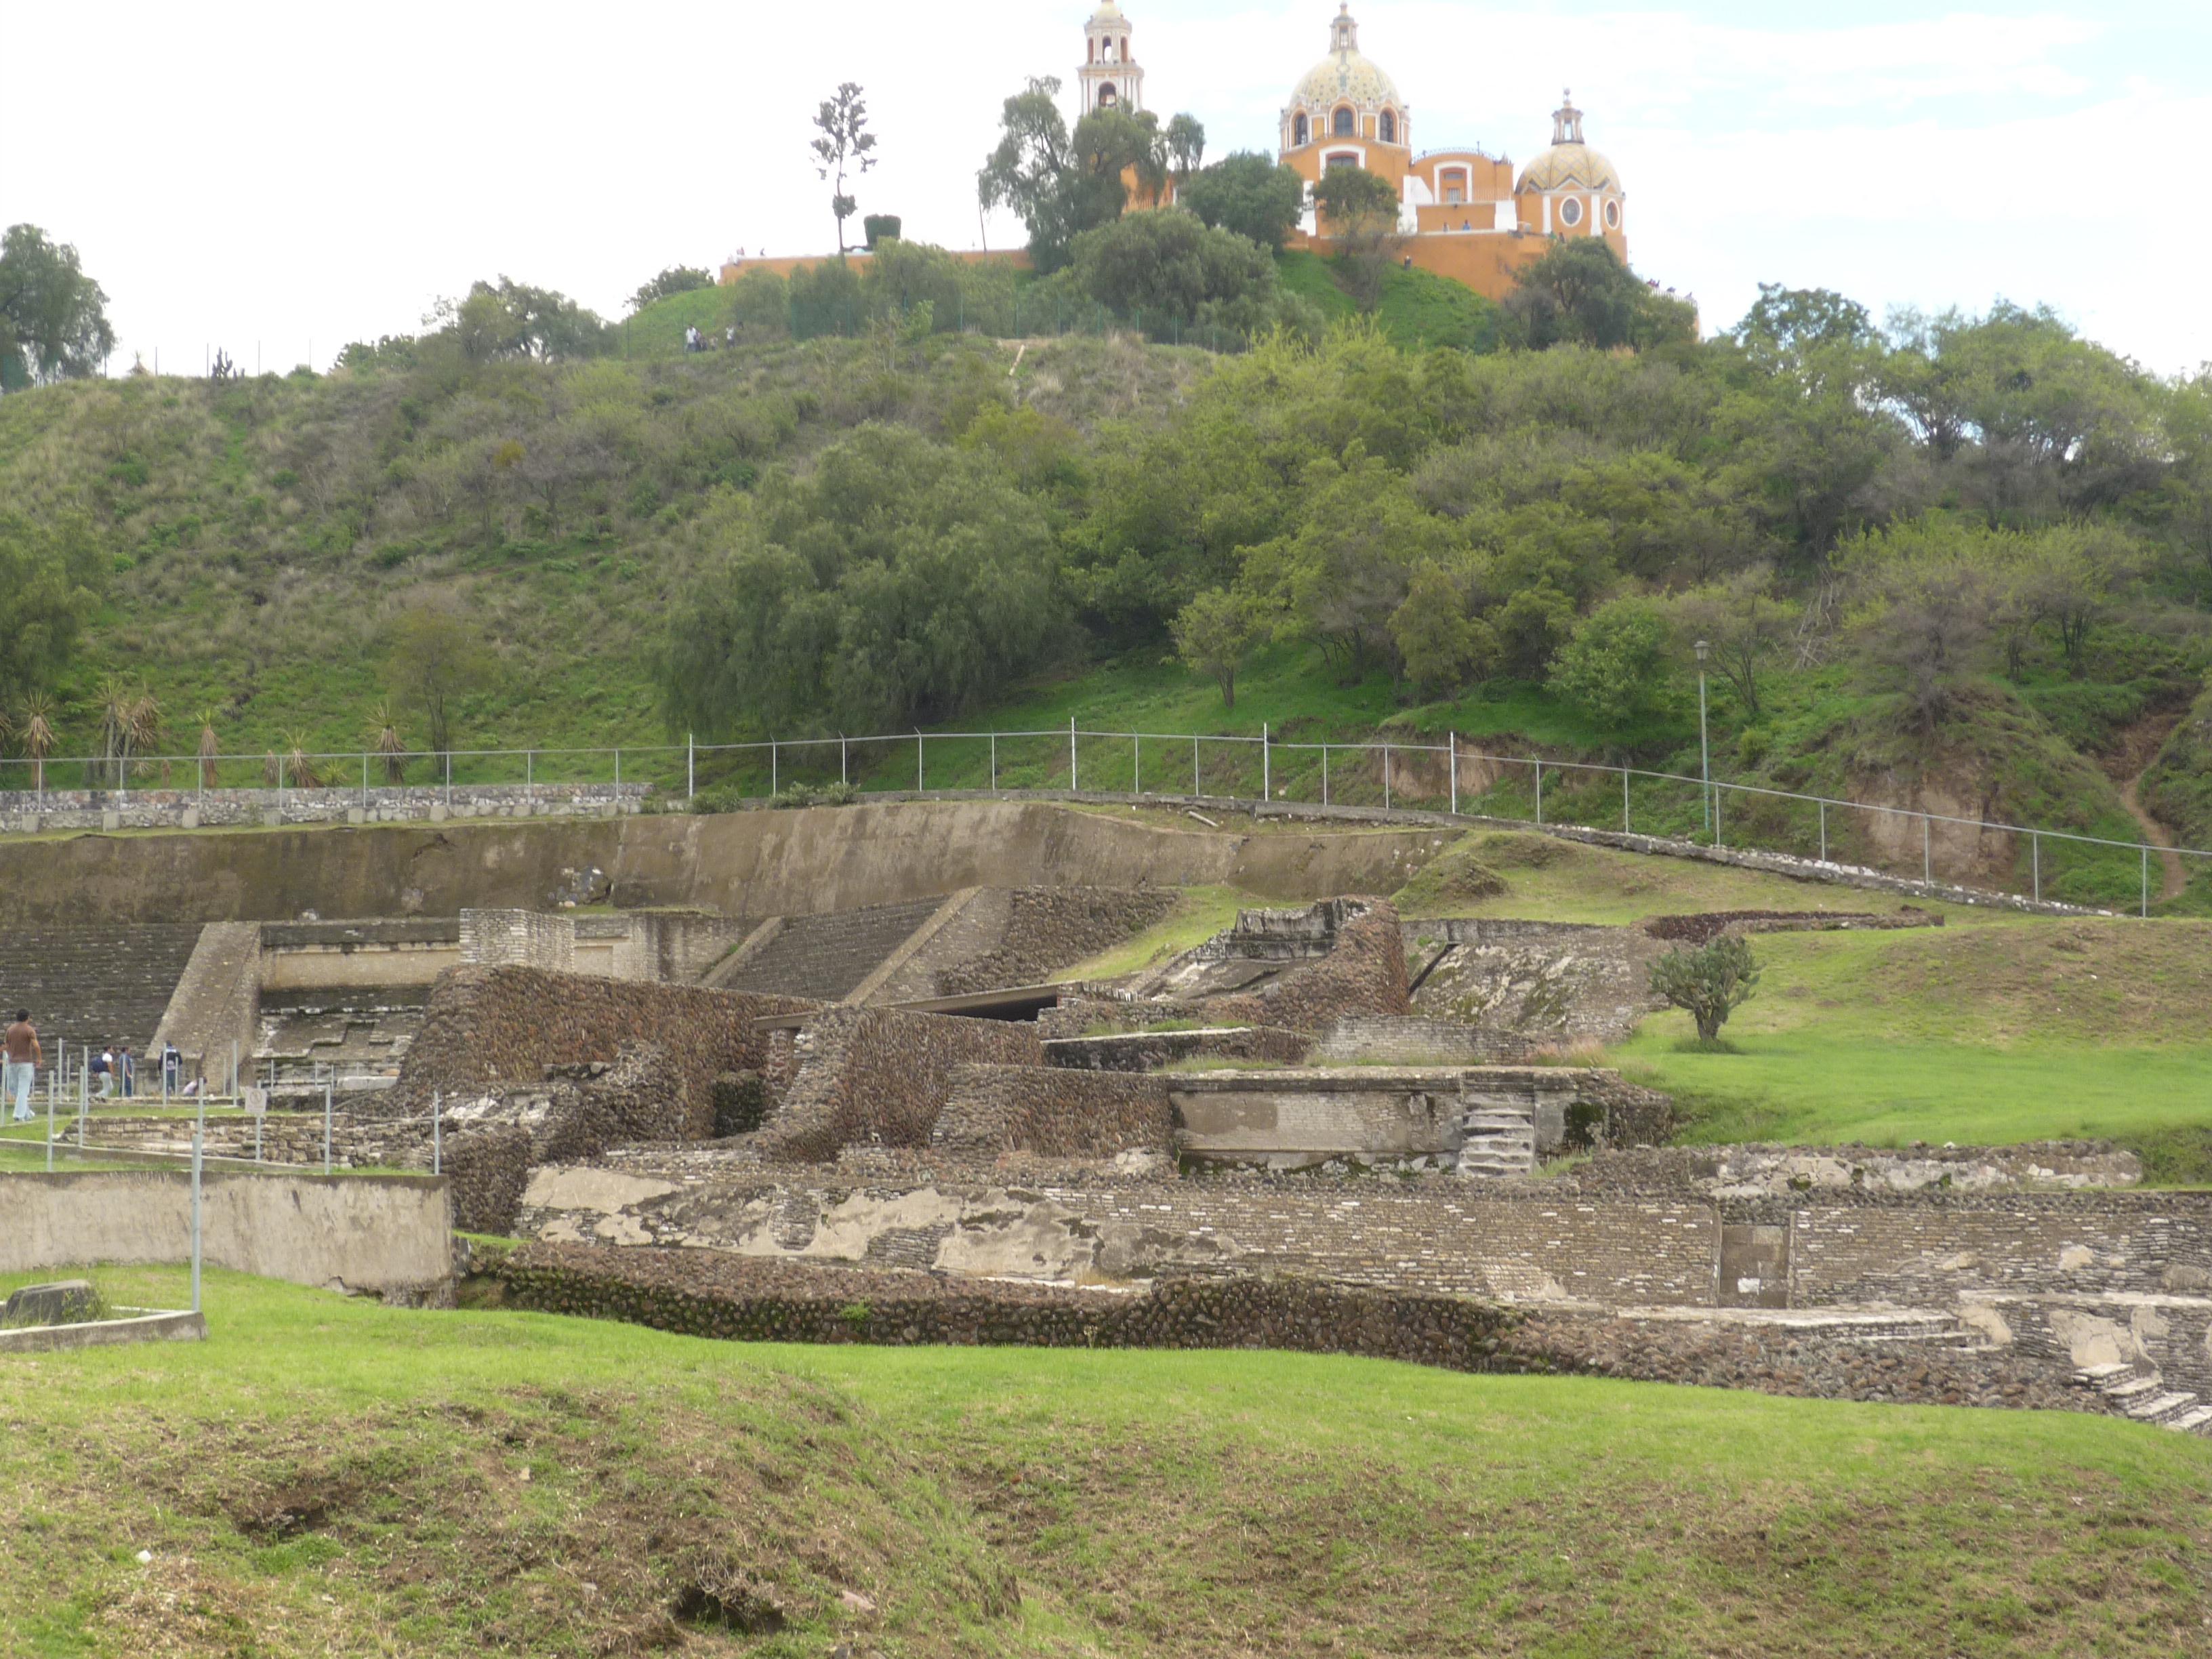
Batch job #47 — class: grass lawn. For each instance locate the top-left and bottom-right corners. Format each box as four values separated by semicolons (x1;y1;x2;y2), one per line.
0;1265;2205;1658
1611;917;2212;1179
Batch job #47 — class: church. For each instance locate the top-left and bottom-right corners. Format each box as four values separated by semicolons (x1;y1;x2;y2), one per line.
723;3;1631;306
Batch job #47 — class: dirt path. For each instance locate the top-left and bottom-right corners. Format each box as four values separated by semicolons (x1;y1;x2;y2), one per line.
2121;773;2190;902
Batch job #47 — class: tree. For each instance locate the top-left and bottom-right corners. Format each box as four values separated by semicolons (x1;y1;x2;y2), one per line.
94;679;161;788
380;604;497;757
1666;567;1797;721
1391;562;1496;697
1547;597;1677;747
442;278;611;363
1164;113;1207;179
630;266;714;312
811;83;880;256
1650;935;1760;1042
1502;239;1696;352
1731;284;1875;390
0;225;114;391
978;81;1197;272
1310;165;1401;310
1836;518;1997;741
1069;209;1277;330
1179;152;1307;252
1172;588;1264;708
0;510;104;702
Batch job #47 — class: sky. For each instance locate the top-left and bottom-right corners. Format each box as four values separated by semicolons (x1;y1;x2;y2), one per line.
3;0;2209;376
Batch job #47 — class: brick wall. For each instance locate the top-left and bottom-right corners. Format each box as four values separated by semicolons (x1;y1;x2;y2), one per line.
754;1007;1045;1162
925;886;1180;996
933;1064;1173;1158
386;964;817;1134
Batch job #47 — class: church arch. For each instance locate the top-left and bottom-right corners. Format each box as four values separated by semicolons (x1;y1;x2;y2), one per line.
1378;109;1396;144
1294;112;1309;146
1332;106;1356;138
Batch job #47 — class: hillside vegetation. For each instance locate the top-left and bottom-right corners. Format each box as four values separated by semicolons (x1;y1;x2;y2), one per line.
2;1265;2205;1658
3;262;2211;909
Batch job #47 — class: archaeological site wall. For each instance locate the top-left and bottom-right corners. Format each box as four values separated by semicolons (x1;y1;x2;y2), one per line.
754;1008;1044;1162
931;1065;1173;1159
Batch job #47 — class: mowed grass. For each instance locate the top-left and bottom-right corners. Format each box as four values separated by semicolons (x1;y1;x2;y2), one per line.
1;1266;2207;1658
1611;916;2212;1176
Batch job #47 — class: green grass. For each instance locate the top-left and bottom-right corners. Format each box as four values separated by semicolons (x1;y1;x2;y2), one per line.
1610;918;2212;1176
1274;249;1502;353
1;1265;2205;1658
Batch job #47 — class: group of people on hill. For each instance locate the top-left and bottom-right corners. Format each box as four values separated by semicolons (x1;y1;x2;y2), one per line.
682;325;738;354
1;1012;185;1120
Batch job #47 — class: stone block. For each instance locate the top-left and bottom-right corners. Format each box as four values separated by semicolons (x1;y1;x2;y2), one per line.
101;810;121;832
1;1279;98;1327
347;807;366;825
430;802;449;823
180;806;200;830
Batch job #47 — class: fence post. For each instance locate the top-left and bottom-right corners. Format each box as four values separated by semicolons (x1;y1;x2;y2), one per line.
687;733;695;801
1622;766;1631;833
772;740;779;797
231;1039;239;1099
1069;717;1078;793
526;750;533;788
1448;735;1458;817
190;1108;203;1315
44;1071;54;1172
1819;800;1828;863
1383;745;1391;811
917;732;924;794
2142;845;2150;919
1261;724;1270;802
1923;815;1931;886
362;753;369;806
323;1071;333;1174
1715;789;1724;849
1193;735;1200;797
841;736;849;786
1534;758;1544;827
433;1090;442;1176
444;750;451;807
989;733;997;792
614;748;621;791
1134;734;1141;796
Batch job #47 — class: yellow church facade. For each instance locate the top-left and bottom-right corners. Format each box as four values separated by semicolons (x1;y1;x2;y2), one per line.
1277;5;1629;300
720;2;1633;306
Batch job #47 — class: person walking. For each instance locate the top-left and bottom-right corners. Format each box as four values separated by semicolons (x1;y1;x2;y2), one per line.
92;1047;112;1100
2;1011;39;1123
161;1041;182;1095
117;1045;136;1099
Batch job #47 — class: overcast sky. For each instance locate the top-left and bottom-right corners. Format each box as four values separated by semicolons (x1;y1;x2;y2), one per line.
4;1;2207;376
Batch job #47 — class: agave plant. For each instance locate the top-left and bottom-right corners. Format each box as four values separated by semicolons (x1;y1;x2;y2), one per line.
95;680;162;787
282;731;325;791
195;708;221;790
18;695;56;792
367;702;407;785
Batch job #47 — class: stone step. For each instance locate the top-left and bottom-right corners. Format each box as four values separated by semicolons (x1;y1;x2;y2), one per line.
2074;1361;2134;1385
2166;1406;2212;1435
2103;1376;2163;1404
2123;1391;2199;1424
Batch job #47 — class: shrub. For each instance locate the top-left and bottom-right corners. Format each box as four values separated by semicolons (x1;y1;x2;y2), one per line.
1649;934;1760;1042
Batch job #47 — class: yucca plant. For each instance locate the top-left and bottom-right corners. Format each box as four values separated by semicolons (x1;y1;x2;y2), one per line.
18;696;56;792
367;702;407;785
195;709;221;790
282;731;325;791
95;681;161;787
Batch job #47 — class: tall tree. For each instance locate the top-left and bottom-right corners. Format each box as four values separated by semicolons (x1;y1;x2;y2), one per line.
0;509;104;700
1179;152;1307;252
0;224;115;391
1310;165;1402;310
380;604;497;757
1503;238;1696;352
811;83;879;256
978;79;1197;272
1164;113;1207;179
629;266;714;312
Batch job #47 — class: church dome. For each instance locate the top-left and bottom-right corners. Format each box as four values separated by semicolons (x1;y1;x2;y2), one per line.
1517;94;1621;193
1291;6;1401;112
1517;142;1620;194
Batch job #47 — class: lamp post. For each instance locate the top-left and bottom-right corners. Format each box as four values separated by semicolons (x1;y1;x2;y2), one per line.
1694;638;1711;832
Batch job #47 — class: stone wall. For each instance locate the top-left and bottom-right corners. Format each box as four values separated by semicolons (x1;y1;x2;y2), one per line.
1042;1026;1313;1073
0;781;648;836
486;1244;2110;1421
933;1065;1173;1158
1312;1016;1553;1066
458;907;751;984
755;1008;1044;1162
1641;908;1943;946
386;964;817;1132
1405;918;1665;1043
881;886;1180;1000
0;924;206;1057
1578;1142;2143;1197
150;922;262;1085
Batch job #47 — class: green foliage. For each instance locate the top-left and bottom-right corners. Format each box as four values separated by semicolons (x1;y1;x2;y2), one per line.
628;266;714;313
0;224;113;390
0;508;104;701
1172;587;1265;708
1503;237;1698;352
1273;252;1499;354
1309;166;1402;310
978;81;1202;273
380;604;497;756
1180;152;1307;251
1547;596;1679;745
811;82;879;255
664;425;1066;735
1069;209;1281;334
445;276;613;363
1649;934;1761;1042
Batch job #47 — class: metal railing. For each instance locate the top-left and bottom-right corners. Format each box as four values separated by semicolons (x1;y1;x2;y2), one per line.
1;720;2198;913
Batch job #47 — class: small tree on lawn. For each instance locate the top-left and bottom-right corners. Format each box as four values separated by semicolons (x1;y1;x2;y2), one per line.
1649;935;1760;1042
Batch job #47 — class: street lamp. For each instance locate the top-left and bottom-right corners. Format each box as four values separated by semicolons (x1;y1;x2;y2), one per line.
1694;639;1711;832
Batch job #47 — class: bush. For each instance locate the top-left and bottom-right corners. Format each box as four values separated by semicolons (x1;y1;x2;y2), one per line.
1649;935;1760;1042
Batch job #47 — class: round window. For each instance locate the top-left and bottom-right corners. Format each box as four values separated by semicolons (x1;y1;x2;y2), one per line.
1604;198;1621;229
1559;197;1584;228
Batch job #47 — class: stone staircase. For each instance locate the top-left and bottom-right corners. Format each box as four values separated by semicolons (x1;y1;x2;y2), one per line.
1830;1311;1995;1353
1455;1102;1536;1178
0;926;205;1053
716;899;946;1002
2074;1359;2212;1435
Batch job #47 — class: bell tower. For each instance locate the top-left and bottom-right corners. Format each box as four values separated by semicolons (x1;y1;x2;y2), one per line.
1078;3;1144;115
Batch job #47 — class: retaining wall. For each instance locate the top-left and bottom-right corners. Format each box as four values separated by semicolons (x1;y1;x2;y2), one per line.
933;1065;1173;1158
756;1008;1044;1162
0;781;647;835
0;1169;453;1300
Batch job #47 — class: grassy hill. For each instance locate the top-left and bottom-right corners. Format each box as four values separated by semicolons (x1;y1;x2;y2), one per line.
2;1263;2204;1657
